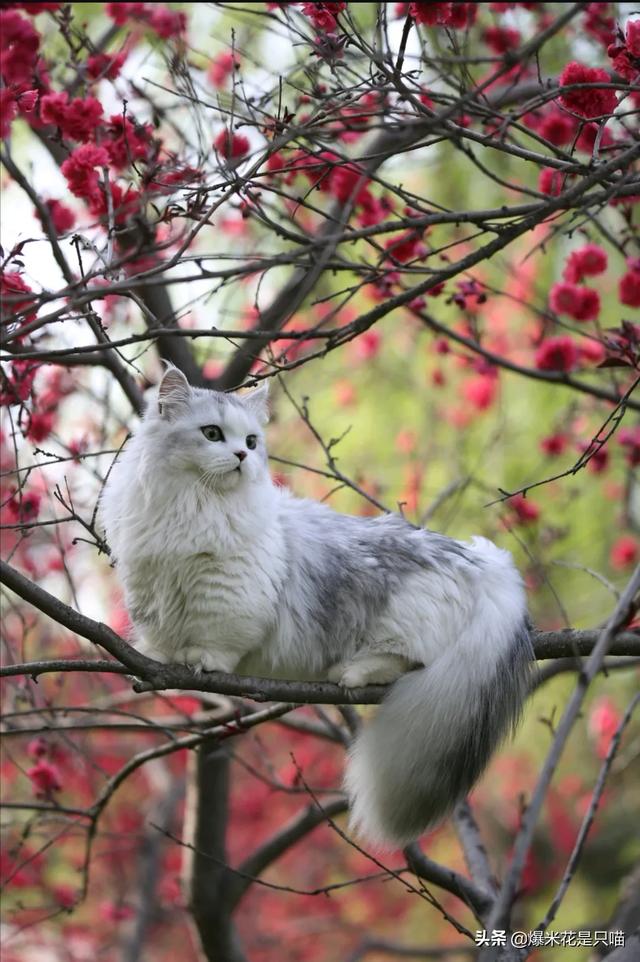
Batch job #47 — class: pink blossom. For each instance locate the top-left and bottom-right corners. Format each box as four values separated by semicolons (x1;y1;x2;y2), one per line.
351;330;381;361
39;198;76;234
214;129;250;160
462;374;498;411
540;433;568;456
27;759;61;797
300;1;345;32
626;18;640;57
61;144;110;201
538;109;576;146
86;51;126;81
619;269;640;307
483;25;520;54
563;244;608;282
208;50;239;87
549;282;600;321
558;62;617;119
509;493;540;524
538;167;564;196
103;114;152;169
535;335;580;372
618;426;640;467
610;535;639;570
0;10;40;86
40;92;104;142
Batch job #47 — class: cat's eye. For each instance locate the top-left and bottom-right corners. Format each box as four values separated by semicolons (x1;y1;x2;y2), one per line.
246;434;257;450
201;425;225;442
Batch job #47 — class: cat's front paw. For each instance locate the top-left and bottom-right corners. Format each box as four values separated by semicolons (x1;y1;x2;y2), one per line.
182;647;238;674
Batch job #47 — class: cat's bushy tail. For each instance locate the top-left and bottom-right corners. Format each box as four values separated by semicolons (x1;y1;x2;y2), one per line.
345;547;533;849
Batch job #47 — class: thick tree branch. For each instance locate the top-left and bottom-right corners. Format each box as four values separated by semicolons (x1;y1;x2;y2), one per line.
2;559;638;704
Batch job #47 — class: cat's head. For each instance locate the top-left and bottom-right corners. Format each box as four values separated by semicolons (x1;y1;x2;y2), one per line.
144;367;270;491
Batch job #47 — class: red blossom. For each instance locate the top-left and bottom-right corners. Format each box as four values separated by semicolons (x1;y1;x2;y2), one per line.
38;198;76;234
410;2;475;27
540;433;568;456
9;3;61;12
89;181;142;227
0;87;18;138
575;121;614;155
61;144;110;201
589;696;621;759
578;339;606;366
483;25;520;54
462;373;498;411
0;359;38;405
148;6;187;38
104;114;152;169
583;2;616;47
27;759;62;797
618;426;640;467
538;167;564;196
549;282;600;322
300;1;345;32
610;535;639;570
208;50;239;87
329;163;372;205
86;50;127;81
535;335;580;372
100;900;135;922
105;2;146;24
7;489;41;521
563;244;608;283
578;440;608;473
351;330;381;361
626;18;640;57
40;92;104;142
538;109;576;146
25;409;55;442
509;493;540;524
619;268;640;308
1;270;37;324
558;62;617;120
0;85;34;138
27;737;48;758
384;230;424;264
105;2;185;36
214;129;250;160
0;10;40;86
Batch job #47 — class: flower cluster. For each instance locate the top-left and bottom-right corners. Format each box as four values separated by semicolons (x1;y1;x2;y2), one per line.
558;61;617;119
40;91;103;141
214;128;250;160
409;2;476;28
300;1;346;32
562;243;607;283
549;282;600;322
61;143;110;203
607;19;640;83
619;259;640;308
105;2;187;38
535;335;579;372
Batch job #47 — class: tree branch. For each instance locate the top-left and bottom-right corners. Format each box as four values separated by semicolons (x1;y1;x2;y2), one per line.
2;559;639;704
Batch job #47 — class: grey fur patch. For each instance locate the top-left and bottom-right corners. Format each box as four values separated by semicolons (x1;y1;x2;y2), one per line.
277;507;474;668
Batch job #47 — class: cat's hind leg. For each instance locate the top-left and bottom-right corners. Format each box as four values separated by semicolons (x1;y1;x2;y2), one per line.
327;653;415;688
181;646;241;674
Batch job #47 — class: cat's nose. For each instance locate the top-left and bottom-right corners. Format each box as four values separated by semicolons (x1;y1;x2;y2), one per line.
235;450;247;462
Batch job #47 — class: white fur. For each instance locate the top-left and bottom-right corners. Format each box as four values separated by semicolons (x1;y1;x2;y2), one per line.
101;371;531;847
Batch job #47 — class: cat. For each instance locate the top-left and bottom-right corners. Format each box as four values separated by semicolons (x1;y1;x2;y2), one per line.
100;366;533;848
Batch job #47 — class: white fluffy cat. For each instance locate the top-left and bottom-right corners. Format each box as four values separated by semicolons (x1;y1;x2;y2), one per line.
101;367;532;847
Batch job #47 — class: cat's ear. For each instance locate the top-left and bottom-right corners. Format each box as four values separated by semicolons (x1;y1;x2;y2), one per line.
158;366;191;420
242;383;269;424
